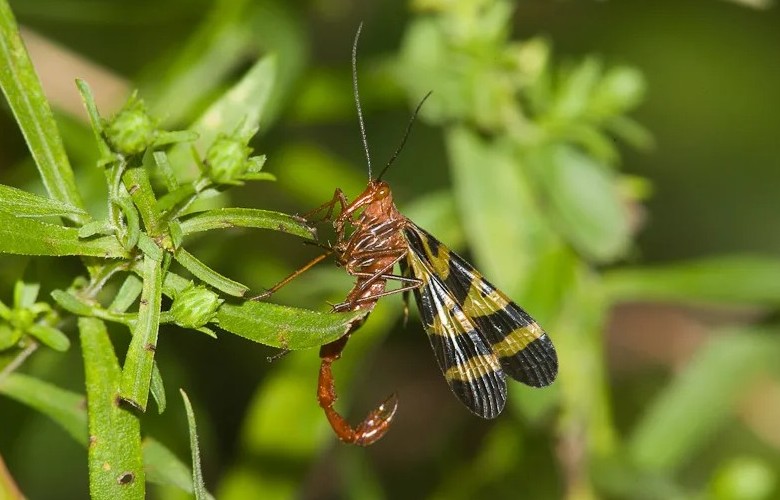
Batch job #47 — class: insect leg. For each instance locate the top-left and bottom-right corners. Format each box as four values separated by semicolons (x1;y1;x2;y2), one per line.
317;335;398;446
302;189;349;222
250;251;332;300
332;282;422;312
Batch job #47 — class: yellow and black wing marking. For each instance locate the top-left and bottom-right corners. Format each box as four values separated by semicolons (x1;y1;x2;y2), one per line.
401;223;558;418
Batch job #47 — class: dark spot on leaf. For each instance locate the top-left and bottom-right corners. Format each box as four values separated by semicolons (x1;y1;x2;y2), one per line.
117;395;144;413
117;472;135;485
144;343;156;352
139;298;148;306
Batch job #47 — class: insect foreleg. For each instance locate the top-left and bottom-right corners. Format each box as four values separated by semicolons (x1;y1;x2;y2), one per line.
302;188;349;223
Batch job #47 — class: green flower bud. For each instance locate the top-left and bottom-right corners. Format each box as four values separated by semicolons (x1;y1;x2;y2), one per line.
170;284;223;329
104;95;157;156
0;323;22;351
205;135;253;184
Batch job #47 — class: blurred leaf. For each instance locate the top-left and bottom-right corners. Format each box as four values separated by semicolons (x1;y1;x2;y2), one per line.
273;143;367;206
551;57;602;121
628;328;780;471
179;389;213;500
0;211;126;257
590;65;646;119
27;324;70;352
0;373;87;445
429;422;521;500
109;275;143;313
150;363;166;414
0;185;88;218
167;55;276;178
446;126;556;299
141;0;254;123
179;208;315;241
0;453;23;500
0;0;86;222
120;254;163;412
533;144;631;262
604;255;780;306
402;190;464;250
710;456;776;500
143;437;193;494
79;317;145;498
14;280;38;308
216;301;367;350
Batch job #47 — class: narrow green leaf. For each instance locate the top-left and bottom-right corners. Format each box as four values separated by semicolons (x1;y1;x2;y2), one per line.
109;275;143;313
156;184;196;218
0;211;126;257
167;55;277;177
114;194;141;251
0;373;87;444
143;438;193;494
179;208;315;240
136;233;164;262
14;281;38;308
78;220;115;239
0;0;86;221
216;301;367;350
0;184;88;218
532;144;631;262
75;79;112;161
628;328;780;472
239;172;275;182
160;270;192;298
122;164;162;236
150;363;166;414
180;389;210;500
153;151;179;192
51;289;135;326
604;255;780;306
174;247;249;298
120;254;163;412
27;324;70;352
51;289;94;316
79;317;145;498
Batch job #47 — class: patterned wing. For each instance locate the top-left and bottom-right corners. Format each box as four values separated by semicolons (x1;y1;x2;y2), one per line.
403;223;558;388
400;251;507;419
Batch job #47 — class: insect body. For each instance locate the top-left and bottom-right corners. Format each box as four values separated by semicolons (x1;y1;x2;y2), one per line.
313;179;558;444
262;25;557;445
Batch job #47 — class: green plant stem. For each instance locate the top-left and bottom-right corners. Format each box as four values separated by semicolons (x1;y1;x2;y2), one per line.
0;341;38;384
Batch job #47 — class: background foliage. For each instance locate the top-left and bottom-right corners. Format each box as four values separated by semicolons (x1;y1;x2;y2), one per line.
1;0;780;499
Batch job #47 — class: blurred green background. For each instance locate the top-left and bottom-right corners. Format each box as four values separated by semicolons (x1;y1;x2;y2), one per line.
2;0;780;499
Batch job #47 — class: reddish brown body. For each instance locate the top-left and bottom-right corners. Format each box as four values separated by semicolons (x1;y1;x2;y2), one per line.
255;23;432;446
314;180;418;445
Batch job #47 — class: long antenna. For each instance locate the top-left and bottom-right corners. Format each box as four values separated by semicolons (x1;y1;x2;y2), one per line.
376;91;432;182
352;23;373;180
